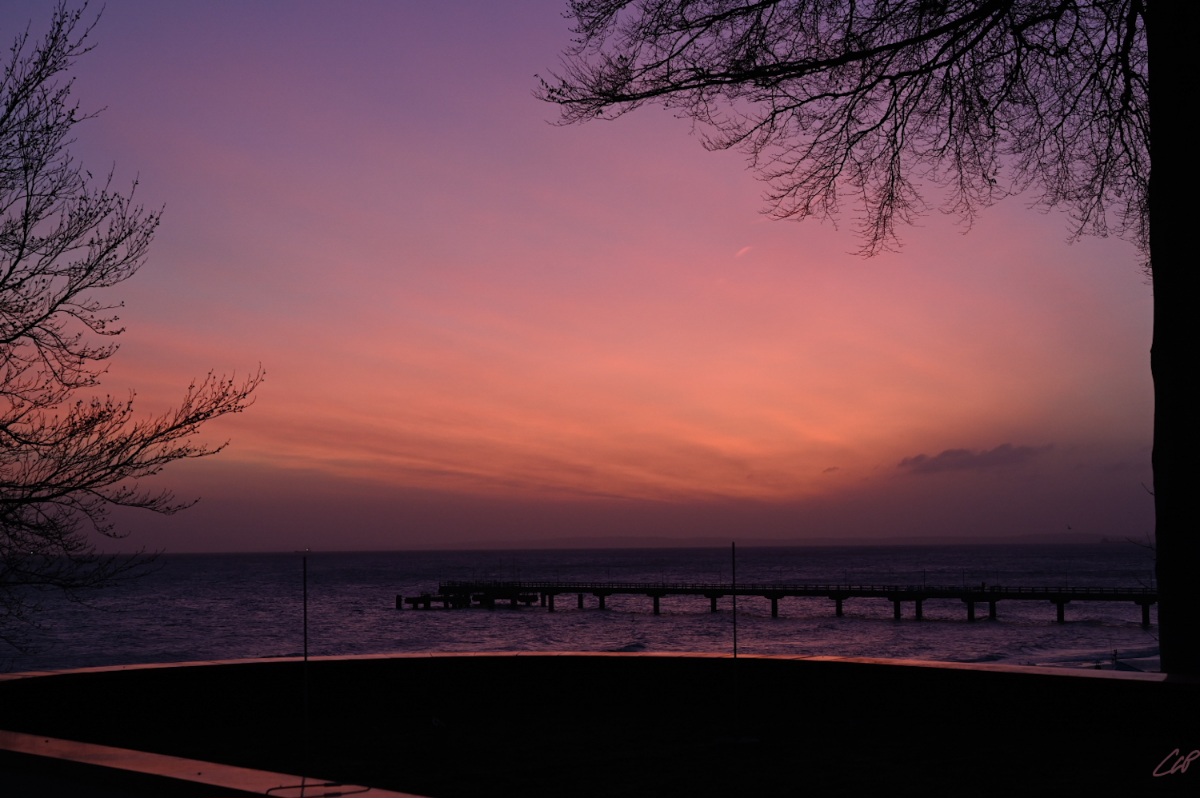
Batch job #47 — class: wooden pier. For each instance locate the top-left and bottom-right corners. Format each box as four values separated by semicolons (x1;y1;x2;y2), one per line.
399;580;1158;626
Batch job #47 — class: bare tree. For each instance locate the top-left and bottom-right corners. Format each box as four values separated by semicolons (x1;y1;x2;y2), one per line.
538;1;1198;673
0;4;262;650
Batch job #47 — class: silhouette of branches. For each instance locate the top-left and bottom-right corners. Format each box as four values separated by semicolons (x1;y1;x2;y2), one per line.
0;3;261;649
539;0;1147;255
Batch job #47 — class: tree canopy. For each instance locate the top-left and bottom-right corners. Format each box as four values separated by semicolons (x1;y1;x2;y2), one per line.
540;0;1147;255
0;4;261;650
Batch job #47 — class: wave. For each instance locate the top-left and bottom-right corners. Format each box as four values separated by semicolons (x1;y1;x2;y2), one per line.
610;641;649;652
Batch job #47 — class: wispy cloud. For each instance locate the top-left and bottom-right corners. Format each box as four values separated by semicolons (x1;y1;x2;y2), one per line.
898;443;1052;474
31;1;1148;551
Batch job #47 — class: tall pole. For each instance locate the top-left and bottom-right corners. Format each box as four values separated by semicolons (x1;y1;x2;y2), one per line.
731;541;737;659
303;553;309;663
730;541;739;735
301;551;310;795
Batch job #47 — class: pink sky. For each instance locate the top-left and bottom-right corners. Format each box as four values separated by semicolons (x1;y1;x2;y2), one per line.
4;2;1152;551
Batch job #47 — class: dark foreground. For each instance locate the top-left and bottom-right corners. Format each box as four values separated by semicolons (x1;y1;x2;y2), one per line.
1;653;1198;797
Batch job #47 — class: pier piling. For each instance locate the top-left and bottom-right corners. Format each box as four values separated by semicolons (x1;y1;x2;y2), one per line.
1055;600;1067;624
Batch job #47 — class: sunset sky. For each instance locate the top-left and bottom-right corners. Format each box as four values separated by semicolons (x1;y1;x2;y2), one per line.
3;1;1153;552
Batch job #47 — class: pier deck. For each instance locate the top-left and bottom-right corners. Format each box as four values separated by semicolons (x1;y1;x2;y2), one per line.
399;580;1158;625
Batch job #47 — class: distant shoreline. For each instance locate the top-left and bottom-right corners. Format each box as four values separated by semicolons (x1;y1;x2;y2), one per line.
144;533;1131;555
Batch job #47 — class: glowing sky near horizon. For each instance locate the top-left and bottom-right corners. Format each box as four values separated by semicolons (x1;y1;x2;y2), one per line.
2;1;1153;551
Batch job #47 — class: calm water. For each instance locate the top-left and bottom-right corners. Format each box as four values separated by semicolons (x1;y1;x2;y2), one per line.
4;543;1161;673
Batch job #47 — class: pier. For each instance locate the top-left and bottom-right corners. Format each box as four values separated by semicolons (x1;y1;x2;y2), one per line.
399;580;1158;626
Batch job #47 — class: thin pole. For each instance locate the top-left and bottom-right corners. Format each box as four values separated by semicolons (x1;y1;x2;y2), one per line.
301;552;310;796
303;553;309;663
732;541;737;659
730;541;739;736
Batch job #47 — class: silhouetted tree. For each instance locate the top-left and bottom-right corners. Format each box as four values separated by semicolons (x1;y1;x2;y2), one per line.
0;4;262;650
539;2;1198;673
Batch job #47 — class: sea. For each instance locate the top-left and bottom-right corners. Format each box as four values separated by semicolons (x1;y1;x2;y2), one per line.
3;542;1162;674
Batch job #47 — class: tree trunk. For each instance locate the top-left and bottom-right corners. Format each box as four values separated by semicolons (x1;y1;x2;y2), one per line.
1147;3;1199;675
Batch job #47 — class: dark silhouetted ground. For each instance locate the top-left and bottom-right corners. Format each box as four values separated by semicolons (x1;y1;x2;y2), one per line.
1;654;1197;796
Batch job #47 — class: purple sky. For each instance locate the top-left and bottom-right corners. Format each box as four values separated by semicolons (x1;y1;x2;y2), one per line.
3;2;1152;551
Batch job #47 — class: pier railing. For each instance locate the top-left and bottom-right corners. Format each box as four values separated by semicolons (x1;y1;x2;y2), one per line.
439;580;1155;597
399;580;1157;626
